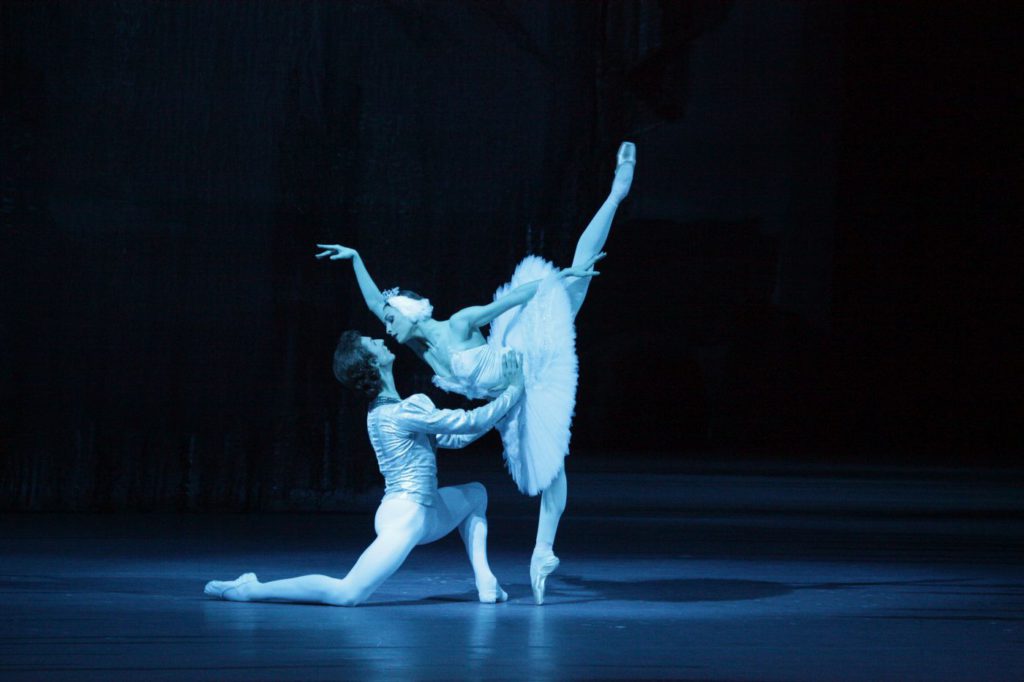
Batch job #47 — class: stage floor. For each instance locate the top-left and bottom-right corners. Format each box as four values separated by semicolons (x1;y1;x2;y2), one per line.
2;460;1023;680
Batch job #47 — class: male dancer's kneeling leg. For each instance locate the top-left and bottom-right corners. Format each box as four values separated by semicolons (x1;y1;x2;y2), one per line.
204;332;524;605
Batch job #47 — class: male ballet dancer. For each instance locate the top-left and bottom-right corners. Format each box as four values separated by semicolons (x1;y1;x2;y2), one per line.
204;332;523;605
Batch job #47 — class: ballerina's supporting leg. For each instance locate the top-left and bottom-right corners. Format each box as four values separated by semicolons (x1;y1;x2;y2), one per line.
530;468;567;605
535;468;567;551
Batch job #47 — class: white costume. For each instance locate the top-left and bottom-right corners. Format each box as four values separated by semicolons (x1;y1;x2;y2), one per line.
432;256;580;496
204;383;522;606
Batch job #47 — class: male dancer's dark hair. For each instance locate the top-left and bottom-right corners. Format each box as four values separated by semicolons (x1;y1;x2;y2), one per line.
333;330;382;399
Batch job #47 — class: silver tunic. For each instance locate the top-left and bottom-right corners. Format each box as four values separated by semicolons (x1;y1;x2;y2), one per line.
365;386;523;506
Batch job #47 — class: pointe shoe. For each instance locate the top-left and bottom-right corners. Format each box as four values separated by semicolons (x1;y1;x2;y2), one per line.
477;579;509;604
611;142;636;203
204;572;257;601
616;141;636;171
530;552;560;605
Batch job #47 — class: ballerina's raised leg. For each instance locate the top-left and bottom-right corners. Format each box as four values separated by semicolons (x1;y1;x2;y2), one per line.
563;141;636;318
530;141;636;605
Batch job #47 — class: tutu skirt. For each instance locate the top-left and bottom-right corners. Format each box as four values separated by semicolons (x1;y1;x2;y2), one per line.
488;256;578;495
431;256;578;495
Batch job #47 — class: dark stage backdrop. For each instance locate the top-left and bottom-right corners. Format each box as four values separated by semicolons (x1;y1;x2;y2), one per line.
2;1;1020;510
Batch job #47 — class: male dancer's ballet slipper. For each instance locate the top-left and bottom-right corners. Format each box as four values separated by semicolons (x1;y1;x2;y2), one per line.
530;552;560;605
616;141;636;171
204;572;257;601
477;578;509;604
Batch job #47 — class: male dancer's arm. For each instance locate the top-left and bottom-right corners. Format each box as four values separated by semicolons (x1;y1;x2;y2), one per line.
399;383;522;439
398;353;525;441
436;430;487;450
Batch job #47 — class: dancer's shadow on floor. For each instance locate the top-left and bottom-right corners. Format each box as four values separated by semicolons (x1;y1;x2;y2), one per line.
360;576;792;606
543;575;793;604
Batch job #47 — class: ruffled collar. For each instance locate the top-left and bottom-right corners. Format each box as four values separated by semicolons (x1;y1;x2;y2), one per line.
368;394;402;411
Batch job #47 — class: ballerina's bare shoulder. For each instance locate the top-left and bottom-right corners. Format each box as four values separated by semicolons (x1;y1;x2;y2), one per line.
419;319;488;379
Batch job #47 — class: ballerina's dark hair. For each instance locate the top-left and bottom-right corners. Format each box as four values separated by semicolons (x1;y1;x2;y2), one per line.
333;330;382;399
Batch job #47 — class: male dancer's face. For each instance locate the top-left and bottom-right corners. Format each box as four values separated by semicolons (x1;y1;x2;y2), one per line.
360;336;395;368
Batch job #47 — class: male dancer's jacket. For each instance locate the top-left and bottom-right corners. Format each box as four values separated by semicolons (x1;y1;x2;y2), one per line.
366;385;523;506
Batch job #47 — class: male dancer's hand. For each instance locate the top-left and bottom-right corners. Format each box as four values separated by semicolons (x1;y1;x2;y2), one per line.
315;244;357;260
502;351;525;391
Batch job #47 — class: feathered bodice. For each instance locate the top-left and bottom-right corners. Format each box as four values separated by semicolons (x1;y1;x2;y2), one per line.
431;344;507;400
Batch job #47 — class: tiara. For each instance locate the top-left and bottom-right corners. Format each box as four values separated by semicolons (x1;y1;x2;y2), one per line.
381;287;400;300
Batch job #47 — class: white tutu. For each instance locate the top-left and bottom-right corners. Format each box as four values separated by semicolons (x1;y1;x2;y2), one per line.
432;255;578;495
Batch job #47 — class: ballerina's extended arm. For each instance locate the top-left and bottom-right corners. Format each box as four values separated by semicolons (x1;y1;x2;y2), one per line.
449;253;605;336
315;244;387;323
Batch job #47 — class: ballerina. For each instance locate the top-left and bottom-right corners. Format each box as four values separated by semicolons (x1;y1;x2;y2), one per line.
316;141;635;604
204;333;525;606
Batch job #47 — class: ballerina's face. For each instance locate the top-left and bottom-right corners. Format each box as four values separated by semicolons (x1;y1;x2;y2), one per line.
383;306;415;344
360;336;395;367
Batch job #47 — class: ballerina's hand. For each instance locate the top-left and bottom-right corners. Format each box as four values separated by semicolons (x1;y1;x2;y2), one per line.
501;351;525;391
315;244;357;260
558;252;606;279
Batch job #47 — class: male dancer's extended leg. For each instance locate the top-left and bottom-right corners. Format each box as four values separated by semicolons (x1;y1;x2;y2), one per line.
429;483;507;603
204;498;425;606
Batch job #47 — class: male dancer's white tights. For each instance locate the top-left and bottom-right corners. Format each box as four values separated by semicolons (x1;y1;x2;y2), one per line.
206;483;502;606
534;156;632;556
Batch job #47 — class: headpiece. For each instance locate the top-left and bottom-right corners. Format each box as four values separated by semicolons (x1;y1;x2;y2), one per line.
382;287;433;323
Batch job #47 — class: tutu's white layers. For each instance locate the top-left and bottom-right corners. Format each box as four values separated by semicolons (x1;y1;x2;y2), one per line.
432;256;578;495
490;256;577;494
